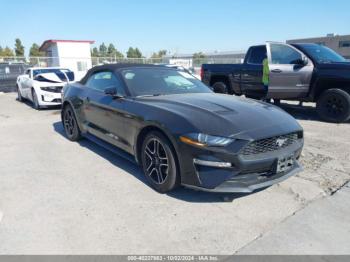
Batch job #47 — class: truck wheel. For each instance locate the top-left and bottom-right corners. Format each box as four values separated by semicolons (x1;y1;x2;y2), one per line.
316;89;350;123
212;82;229;94
274;99;281;106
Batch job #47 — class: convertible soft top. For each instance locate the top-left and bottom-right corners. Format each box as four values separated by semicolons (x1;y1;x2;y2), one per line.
80;63;171;84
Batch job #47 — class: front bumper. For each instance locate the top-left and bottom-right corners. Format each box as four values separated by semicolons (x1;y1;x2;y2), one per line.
38;90;62;106
178;136;304;193
184;161;302;193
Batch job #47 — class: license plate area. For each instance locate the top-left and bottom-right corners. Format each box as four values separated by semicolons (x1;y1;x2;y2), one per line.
276;155;294;173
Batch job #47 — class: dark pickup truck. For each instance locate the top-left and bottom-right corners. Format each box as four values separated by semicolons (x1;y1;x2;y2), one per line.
201;42;350;123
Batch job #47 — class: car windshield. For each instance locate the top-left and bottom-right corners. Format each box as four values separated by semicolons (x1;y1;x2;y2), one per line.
302;45;347;63
33;68;74;81
121;68;212;97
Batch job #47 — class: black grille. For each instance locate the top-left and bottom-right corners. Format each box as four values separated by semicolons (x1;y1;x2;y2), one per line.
241;132;301;155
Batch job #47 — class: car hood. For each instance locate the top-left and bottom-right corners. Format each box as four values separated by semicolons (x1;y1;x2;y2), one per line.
139;93;302;141
317;62;350;70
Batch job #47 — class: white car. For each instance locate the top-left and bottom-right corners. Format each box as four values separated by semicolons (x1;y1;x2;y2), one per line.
16;67;74;109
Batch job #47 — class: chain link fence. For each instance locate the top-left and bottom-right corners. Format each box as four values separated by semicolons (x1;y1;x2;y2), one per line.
0;55;245;92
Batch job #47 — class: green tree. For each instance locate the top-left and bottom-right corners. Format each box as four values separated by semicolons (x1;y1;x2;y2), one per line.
108;44;124;58
29;43;44;57
134;48;142;58
193;52;206;59
99;43;107;57
107;43;116;57
91;47;99;57
0;46;3;56
15;38;25;56
0;46;14;56
127;47;143;58
127;47;136;58
193;52;207;65
151;49;167;59
115;49;124;58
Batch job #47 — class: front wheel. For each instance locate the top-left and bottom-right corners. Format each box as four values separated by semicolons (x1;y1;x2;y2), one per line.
316;89;350;123
62;105;82;141
32;89;41;110
141;131;179;193
17;85;23;102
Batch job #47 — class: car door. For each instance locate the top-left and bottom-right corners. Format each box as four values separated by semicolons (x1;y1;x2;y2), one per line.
83;70;129;151
266;43;314;99
240;46;266;98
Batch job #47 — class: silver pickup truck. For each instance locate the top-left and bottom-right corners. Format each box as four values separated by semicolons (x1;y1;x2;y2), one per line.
202;42;350;123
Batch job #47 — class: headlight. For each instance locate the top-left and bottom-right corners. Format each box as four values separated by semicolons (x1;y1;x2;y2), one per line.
40;86;61;92
180;133;234;147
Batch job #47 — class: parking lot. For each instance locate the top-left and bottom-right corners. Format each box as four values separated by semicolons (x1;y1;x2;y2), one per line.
0;92;349;254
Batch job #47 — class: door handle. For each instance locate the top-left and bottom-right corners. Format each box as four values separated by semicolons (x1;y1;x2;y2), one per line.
271;69;282;73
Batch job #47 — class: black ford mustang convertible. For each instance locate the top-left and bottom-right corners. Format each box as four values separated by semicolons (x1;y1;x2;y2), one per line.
61;64;304;193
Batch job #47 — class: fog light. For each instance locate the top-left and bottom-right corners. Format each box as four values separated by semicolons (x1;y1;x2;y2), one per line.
193;158;232;168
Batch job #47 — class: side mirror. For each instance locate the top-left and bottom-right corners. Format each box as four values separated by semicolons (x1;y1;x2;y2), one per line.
302;57;309;65
104;87;123;99
294;57;308;66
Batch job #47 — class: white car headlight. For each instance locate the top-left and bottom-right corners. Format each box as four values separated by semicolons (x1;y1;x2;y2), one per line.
180;133;234;147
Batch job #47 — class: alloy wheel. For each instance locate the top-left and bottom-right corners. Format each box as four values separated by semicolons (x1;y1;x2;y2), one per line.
144;138;169;184
325;95;345;117
32;91;39;109
64;108;76;137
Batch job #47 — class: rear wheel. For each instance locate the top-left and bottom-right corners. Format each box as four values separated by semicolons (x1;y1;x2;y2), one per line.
32;89;41;110
141;131;179;193
273;99;281;106
62;104;82;141
212;81;230;94
316;89;350;123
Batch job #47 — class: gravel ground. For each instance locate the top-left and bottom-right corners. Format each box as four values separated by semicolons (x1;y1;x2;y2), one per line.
0;92;349;254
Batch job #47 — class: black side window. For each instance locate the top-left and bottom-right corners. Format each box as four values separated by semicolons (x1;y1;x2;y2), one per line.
247;46;267;64
86;71;126;95
270;44;302;64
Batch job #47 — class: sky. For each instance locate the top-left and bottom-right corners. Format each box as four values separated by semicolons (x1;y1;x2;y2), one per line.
0;0;350;56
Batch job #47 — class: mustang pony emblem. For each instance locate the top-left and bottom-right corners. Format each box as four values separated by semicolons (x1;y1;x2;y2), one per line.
276;138;288;147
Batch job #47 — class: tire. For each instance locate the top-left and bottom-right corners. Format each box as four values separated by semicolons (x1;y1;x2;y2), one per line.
212;81;230;94
141;131;180;193
32;89;41;110
273;99;281;106
17;85;23;102
62;104;82;141
316;89;350;123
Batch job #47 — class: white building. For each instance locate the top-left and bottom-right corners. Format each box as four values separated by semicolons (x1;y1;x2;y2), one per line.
39;39;95;79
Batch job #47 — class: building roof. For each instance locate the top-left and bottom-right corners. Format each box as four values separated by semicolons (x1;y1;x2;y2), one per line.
287;34;350;43
39;39;95;51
